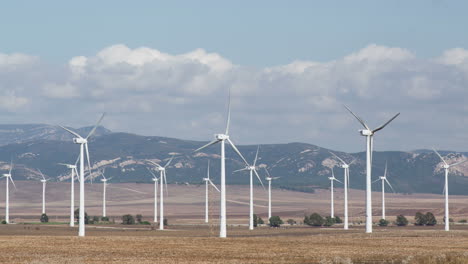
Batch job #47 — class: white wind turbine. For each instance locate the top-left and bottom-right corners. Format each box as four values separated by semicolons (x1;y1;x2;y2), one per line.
147;168;159;223
328;167;342;218
37;170;50;215
264;168;279;221
433;148;467;231
148;156;173;230
60;113;105;237
2;161;16;224
345;106;399;233
372;161;395;220
193;92;250;238
58;160;79;227
203;160;220;223
233;146;264;230
329;151;355;230
99;169;112;218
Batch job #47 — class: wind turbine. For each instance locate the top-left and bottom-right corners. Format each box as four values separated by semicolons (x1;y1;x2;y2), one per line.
345;106;399;233
37;170;50;215
99;169;111;218
147;168;159;223
193;92;250;238
148;156;173;230
264;167;279;221
328;167;342;218
372;162;395;220
329;151;355;230
60;113;105;237
203;160;220;223
433;148;467;231
2;161;16;224
233;146;264;230
58;160;79;227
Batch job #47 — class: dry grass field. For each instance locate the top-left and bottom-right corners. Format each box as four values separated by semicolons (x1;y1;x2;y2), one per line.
1;182;468;263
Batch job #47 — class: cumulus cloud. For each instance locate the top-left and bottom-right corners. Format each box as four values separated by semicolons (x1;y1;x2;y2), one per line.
0;44;468;152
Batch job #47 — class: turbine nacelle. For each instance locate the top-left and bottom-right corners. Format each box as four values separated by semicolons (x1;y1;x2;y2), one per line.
215;134;229;140
156;167;166;172
41;179;47;183
203;177;209;181
3;174;11;177
248;166;256;170
73;137;87;144
101;179;107;182
443;164;450;169
341;164;349;169
359;129;373;136
379;176;386;180
152;178;159;182
265;177;272;181
328;177;335;180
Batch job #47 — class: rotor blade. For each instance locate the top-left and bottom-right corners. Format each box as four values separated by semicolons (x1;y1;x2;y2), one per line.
147;160;163;169
432;148;448;166
372;178;381;183
85;113;106;139
85;143;92;184
164;156;174;168
38;169;46;181
225;89;231;135
193;140;219;153
331;167;335;178
208;179;220;192
164;171;168;196
253;145;260;167
58;163;73;167
9;176;16;190
253;169;265;189
344;105;369;130
385;178;396;193
147;167;157;179
227;138;249;166
264;167;272;178
450;159;468;167
8;160;13;175
207;160;210;180
59;125;83;139
372;113;400;133
384;161;388;178
233;168;248;173
329;151;345;165
74;167;80;182
272;177;280;180
334;178;343;184
349;158;357;165
99;169;107;180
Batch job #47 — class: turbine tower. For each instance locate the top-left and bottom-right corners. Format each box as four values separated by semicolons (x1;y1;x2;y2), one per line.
233;146;264;230
193;92;250;238
99;169;111;218
264;168;279;221
345;106;399;233
147;168;159;223
148;156;173;230
58;160;79;227
203;160;220;223
433;148;467;231
60;113;105;237
328;167;342;218
329;151;355;230
38;170;50;215
373;162;395;220
2;161;16;224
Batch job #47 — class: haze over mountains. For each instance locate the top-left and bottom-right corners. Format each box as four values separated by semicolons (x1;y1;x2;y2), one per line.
0;124;467;195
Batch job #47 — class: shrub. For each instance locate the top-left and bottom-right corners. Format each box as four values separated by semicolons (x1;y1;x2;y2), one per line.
334;216;343;224
269;216;283;227
303;215;310;225
122;214;135;225
308;213;324;227
163;218;168;226
425;212;437;226
136;214;143;224
74;209;89;224
414;212;427;226
40;213;49;223
258;216;264;225
459;219;467;223
287;219;296;225
91;216;99;224
378;219;389;226
140;221;151;225
1;220;6;224
324;216;336;227
253;214;259;227
396;215;408;226
101;216;109;222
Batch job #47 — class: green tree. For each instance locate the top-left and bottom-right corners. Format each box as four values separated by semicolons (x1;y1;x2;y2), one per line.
324;216;336;227
136;214;143;224
378;219;389;226
269;216;283;227
396;215;408;226
101;216;109;222
334;216;343;224
287;219;296;225
164;218;168;226
303;215;310;225
122;214;135;225
425;212;436;226
258;216;264;225
40;213;49;223
74;209;89;224
414;212;427;226
307;213;324;227
253;214;259;227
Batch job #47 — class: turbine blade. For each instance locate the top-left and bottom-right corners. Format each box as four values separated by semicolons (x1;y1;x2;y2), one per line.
193;140;219;153
85;113;106;139
74;167;80;182
85;143;92;184
207;160;210;180
254;169;265;189
264;167;272;178
38;169;46;181
372;178;380;183
233;168;248;173
227;138;249;166
334;178;343;184
450;159;468;167
344;105;369;130
147;160;163;169
331;167;335;178
225;89;231;135
385;178;396;193
349;158;357;165
164;156;174;168
147;167;157;179
253;145;260;166
8;160;13;175
432;148;448;166
59;125;83;139
208;179;220;192
384;161;388;178
329;151;345;165
164;171;168;196
9;176;16;190
372;112;400;133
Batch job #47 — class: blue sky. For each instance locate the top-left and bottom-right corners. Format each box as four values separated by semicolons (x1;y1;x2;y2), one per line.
2;1;467;66
1;1;468;152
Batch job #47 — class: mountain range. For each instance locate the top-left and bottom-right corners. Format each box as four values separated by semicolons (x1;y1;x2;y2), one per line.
0;124;467;195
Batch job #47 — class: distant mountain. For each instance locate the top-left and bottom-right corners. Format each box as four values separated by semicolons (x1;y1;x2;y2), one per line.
0;125;467;195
